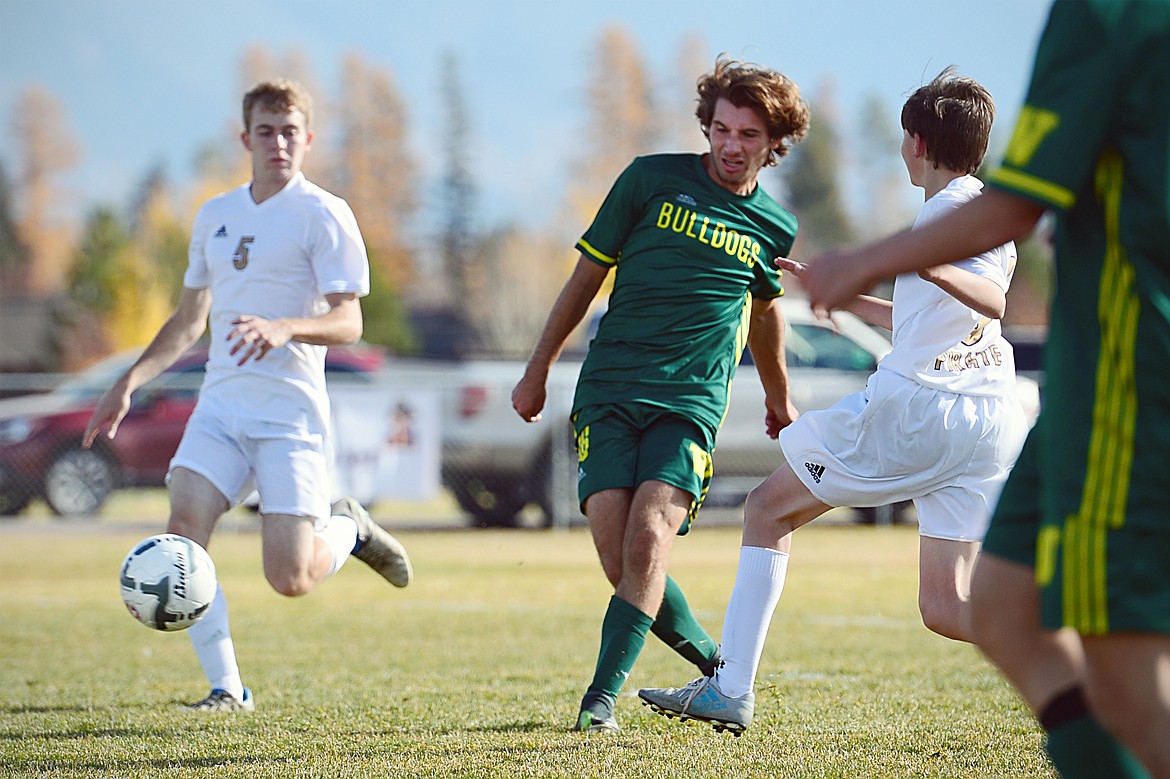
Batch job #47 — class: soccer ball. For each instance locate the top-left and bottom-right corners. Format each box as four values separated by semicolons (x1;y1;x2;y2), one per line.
119;533;217;631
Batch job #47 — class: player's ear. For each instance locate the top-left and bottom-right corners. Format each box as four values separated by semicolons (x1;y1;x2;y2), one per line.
241;131;253;152
913;133;927;159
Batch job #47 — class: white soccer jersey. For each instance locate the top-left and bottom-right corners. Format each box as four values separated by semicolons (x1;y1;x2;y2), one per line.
877;175;1017;397
184;172;370;429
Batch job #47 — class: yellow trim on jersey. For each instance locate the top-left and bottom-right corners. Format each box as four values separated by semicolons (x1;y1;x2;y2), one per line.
718;293;754;429
991;168;1077;210
1063;149;1140;635
576;238;618;266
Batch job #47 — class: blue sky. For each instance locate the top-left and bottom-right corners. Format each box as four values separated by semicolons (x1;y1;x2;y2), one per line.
1;0;1053;237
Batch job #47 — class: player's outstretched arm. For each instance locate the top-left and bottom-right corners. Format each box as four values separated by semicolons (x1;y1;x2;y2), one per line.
801;189;1044;315
83;286;211;447
776;258;893;330
513;254;609;423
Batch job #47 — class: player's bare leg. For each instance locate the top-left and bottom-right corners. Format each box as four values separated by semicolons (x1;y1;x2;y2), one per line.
641;463;827;732
586;488;634;590
166;466;228;548
918;537;979;641
577;483;690;733
970;554;1085;709
166;468;251;712
1082;634;1170;779
615;481;690;615
261;513;330;597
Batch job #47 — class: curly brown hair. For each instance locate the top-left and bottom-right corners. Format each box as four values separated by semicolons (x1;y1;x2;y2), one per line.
695;55;810;167
900;66;994;174
242;79;313;133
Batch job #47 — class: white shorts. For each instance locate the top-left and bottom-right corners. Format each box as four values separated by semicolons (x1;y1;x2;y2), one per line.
778;370;1028;542
169;401;332;520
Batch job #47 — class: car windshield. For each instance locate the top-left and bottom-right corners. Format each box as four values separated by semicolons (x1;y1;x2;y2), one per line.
53;353;140;401
786;323;878;371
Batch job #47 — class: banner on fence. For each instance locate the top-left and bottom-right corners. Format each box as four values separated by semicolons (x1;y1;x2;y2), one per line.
329;386;441;504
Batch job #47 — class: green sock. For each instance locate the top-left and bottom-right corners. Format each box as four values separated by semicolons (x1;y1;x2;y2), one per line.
586;595;655;703
1041;687;1151;779
651;575;718;670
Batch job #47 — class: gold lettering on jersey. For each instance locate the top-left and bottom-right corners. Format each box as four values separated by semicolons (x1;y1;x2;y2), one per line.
933;343;1003;372
1003;106;1060;168
654;202;762;268
232;236;255;271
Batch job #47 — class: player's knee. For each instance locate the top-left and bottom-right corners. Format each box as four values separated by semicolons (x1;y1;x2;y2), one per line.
744;483;797;535
623;523;672;570
919;594;968;641
265;566;314;597
166;512;211;549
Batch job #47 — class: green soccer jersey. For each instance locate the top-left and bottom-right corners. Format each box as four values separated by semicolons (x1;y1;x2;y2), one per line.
989;0;1169;535
573;153;797;435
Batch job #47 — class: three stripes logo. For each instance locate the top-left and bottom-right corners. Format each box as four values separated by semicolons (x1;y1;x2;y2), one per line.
805;462;826;484
213;225;229;238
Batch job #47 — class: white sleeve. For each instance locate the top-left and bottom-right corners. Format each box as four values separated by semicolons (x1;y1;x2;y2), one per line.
309;197;370;298
183;204;212;289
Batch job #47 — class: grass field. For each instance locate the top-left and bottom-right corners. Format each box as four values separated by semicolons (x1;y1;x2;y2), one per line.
0;519;1054;778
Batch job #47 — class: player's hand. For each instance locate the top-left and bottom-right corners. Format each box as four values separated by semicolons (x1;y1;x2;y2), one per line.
511;374;547;423
774;256;808;278
227;315;292;365
82;385;132;447
764;399;800;439
792;250;873;319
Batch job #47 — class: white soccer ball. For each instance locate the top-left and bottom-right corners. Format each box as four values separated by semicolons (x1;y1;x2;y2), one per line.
119;533;217;631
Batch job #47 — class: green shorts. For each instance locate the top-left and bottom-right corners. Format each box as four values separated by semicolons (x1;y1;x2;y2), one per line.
983;426;1170;635
571;403;715;536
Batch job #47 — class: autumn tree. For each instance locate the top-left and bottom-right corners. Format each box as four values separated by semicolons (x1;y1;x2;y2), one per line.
237;44;327;184
781;85;855;256
127;165;191;302
563;25;660;231
661;34;711;154
469;227;575;357
332;53;419;294
0;162;30;292
10;86;80;295
438;51;478;306
855;94;914;238
58;201;175;364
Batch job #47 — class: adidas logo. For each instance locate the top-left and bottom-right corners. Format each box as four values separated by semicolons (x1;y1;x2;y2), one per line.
805;462;825;483
676;193;698;206
213;225;228;238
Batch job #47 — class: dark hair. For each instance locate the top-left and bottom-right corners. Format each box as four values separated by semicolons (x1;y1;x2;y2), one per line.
242;79;313;132
900;66;994;174
696;55;810;166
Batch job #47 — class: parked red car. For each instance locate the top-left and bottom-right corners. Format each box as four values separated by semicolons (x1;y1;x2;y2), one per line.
0;343;385;517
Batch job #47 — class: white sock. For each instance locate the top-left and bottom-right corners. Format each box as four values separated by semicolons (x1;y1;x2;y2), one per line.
315;514;358;576
715;546;790;699
187;585;244;699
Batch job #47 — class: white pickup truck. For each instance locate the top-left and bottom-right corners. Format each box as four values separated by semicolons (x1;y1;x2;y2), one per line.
433;305;1040;528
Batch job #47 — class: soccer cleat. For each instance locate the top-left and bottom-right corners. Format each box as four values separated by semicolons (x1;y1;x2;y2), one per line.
574;709;620;734
188;687;254;713
638;676;753;736
334;497;413;587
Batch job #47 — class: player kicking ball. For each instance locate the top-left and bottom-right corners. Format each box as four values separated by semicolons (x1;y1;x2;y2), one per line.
639;68;1028;734
84;79;412;712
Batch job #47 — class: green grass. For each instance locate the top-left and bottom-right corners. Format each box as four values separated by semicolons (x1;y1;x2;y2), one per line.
0;522;1052;778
